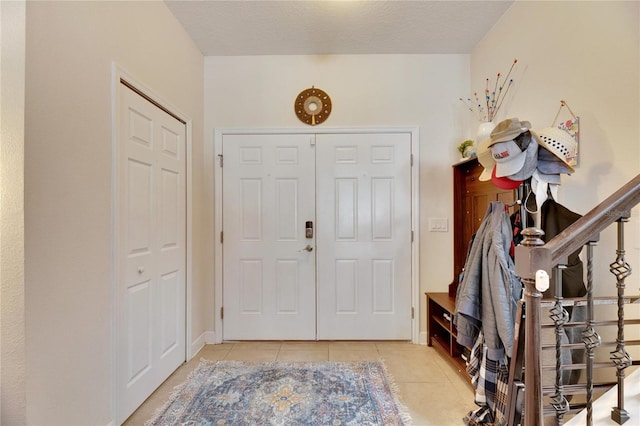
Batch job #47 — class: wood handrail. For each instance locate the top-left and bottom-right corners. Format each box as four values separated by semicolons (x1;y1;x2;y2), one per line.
545;173;640;266
516;174;640;278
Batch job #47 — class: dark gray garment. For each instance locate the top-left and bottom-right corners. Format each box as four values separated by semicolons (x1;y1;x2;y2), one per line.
455;201;523;361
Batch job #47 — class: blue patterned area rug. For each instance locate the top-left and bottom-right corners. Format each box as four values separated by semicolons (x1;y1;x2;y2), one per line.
147;359;413;425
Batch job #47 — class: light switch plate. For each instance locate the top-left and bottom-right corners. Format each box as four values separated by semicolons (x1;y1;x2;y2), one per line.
429;217;448;232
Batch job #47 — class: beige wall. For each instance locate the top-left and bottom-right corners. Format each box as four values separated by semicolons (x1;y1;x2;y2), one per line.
1;1;26;424
205;54;473;340
205;1;640;340
471;1;640;351
25;1;204;424
471;0;640;293
14;0;640;424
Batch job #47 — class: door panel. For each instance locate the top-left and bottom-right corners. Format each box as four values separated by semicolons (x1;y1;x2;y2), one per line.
222;134;316;340
117;85;186;423
222;132;412;340
316;133;412;340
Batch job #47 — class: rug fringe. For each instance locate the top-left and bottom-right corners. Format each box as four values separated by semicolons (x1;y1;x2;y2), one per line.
378;358;415;426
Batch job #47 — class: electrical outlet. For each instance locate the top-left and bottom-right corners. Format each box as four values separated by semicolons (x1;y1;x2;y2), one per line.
429;217;448;232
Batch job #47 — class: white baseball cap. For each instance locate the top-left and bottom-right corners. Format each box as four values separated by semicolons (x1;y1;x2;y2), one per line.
491;140;528;178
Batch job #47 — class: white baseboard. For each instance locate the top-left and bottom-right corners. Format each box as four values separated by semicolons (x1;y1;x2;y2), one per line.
190;331;216;360
192;331;425;355
204;331;216;344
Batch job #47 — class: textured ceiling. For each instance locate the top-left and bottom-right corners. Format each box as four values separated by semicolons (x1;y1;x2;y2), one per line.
164;0;514;56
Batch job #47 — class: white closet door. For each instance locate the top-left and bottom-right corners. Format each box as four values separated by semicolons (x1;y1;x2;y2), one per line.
116;84;186;423
222;134;317;340
316;133;412;340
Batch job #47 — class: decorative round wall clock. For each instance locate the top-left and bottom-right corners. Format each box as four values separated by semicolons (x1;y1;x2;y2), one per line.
294;86;332;126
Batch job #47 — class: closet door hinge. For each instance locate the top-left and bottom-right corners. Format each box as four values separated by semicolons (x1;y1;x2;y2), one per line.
410;154;413;167
218;154;223;167
220;307;224;320
411;307;415;319
411;230;414;242
220;231;223;243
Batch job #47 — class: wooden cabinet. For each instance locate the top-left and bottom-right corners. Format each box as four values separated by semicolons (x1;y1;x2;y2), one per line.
431;158;515;385
426;292;470;385
451;157;515;296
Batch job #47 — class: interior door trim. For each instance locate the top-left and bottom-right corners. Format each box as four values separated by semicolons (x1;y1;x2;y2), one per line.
213;127;420;343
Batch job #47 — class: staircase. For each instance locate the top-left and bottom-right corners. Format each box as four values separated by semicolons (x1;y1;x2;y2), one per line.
508;173;640;425
565;367;640;424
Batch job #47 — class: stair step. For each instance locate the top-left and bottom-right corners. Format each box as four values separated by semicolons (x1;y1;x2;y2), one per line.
543;362;615;371
542;318;640;329
542;339;640;350
543;406;583;416
540;295;639;308
542;382;615;396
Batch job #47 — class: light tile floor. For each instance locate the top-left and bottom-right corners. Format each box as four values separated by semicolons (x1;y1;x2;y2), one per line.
123;341;477;426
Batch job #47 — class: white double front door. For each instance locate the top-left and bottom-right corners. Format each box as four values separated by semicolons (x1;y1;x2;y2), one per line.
222;132;412;340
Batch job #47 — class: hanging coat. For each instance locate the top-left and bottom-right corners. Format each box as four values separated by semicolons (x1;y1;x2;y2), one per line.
540;198;586;299
454;201;523;361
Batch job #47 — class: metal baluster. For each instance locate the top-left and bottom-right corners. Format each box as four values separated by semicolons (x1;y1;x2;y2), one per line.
610;217;632;425
550;264;570;424
581;240;601;426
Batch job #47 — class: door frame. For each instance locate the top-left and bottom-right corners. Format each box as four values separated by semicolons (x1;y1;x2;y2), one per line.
110;63;194;422
213;127;420;343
